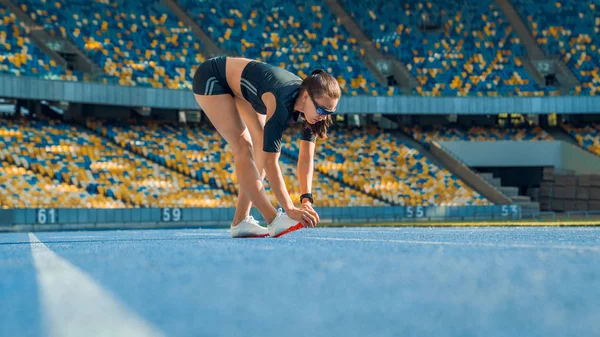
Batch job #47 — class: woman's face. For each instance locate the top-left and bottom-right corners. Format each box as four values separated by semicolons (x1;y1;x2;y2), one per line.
301;91;338;124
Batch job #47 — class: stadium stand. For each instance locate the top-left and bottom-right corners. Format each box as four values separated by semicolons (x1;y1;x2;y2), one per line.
561;123;600;156
86;119;387;207
406;125;554;144
0;162;125;208
338;0;556;96
85;119;238;193
3;1;598;213
176;0;398;96
0;4;77;80
0;118;235;208
10;0;399;95
13;0;206;88
277;149;387;207
282;126;489;206
4;0;598;97
9;0;597;98
511;0;600;95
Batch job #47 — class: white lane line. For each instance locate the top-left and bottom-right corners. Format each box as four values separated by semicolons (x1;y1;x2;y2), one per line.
307;236;600;252
28;233;165;337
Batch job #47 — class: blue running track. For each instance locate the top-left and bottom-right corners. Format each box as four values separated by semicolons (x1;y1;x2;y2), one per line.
1;227;599;337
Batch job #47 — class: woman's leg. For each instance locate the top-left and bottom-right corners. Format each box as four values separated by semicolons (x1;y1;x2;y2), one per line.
194;93;277;224
231;97;267;226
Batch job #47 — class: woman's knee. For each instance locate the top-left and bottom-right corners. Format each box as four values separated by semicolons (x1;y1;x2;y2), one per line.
229;134;254;159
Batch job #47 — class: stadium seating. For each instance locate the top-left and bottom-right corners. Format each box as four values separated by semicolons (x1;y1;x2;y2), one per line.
176;0;398;96
407;125;554;143
14;0;397;95
14;0;206;88
282;126;489;206
561;123;600;156
86;119;386;207
0;118;235;208
7;0;596;96
0;4;77;81
277;150;387;207
511;0;600;95
0;162;125;208
85;119;237;193
338;0;556;96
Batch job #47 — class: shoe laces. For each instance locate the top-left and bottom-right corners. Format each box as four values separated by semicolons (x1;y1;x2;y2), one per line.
276;208;285;217
245;215;259;226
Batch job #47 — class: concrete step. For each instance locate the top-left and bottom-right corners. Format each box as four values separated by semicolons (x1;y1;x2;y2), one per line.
519;202;541;214
500;186;519;197
512;195;532;203
478;174;502;188
427;142;514;205
476;171;539;212
478;172;495;180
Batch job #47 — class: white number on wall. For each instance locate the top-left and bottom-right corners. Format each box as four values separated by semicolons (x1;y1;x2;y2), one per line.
162;208;182;222
501;205;520;217
406;206;425;218
37;209;57;224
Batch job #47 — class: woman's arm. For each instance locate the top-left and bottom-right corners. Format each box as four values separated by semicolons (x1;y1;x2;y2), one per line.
297;140;315;200
297;139;320;222
260;92;317;226
263;151;295;212
264;151;319;226
261;92;295;212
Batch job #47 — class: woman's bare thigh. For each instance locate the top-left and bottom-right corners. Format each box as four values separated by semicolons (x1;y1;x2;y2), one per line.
193;93;249;149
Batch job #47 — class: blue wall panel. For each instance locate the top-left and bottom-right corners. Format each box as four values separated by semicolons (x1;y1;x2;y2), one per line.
1;205;523;228
2;75;600;114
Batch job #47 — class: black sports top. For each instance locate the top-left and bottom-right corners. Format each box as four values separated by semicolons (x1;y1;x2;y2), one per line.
240;60;316;153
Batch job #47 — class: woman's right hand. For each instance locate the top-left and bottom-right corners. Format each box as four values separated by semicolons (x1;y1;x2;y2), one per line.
286;206;318;227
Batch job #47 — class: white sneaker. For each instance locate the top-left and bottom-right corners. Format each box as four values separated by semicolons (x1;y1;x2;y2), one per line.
230;215;270;238
267;208;303;238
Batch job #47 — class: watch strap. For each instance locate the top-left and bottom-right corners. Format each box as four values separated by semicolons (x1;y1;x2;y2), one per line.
300;193;313;204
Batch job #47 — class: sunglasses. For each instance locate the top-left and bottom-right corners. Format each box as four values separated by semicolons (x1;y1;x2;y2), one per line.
309;93;336;116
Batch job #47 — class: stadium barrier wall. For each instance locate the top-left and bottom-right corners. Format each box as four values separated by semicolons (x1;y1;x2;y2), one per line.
2;76;600;114
0;206;521;231
0;209;12;226
439;141;600;174
559;143;600;174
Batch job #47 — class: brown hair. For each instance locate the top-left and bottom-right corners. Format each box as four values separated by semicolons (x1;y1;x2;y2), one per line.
299;69;341;139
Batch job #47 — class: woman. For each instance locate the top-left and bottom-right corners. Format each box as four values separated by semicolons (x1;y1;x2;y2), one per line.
192;57;341;238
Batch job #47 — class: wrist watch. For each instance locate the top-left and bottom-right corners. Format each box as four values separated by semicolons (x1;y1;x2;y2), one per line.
300;193;313;204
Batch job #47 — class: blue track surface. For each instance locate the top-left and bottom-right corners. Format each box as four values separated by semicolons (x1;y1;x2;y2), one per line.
1;227;599;337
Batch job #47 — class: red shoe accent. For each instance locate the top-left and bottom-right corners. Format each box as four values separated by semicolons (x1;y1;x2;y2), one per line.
274;223;303;238
236;233;270;238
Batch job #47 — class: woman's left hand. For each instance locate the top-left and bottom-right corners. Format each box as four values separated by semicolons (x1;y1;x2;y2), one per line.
301;201;320;224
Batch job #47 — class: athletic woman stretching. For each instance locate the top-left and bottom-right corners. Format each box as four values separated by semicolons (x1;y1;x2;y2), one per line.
192;57;341;238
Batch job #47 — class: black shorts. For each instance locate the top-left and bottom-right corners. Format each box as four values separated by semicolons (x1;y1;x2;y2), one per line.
192;56;234;96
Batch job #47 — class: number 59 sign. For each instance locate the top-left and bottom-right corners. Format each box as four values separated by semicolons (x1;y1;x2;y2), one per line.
161;208;182;222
